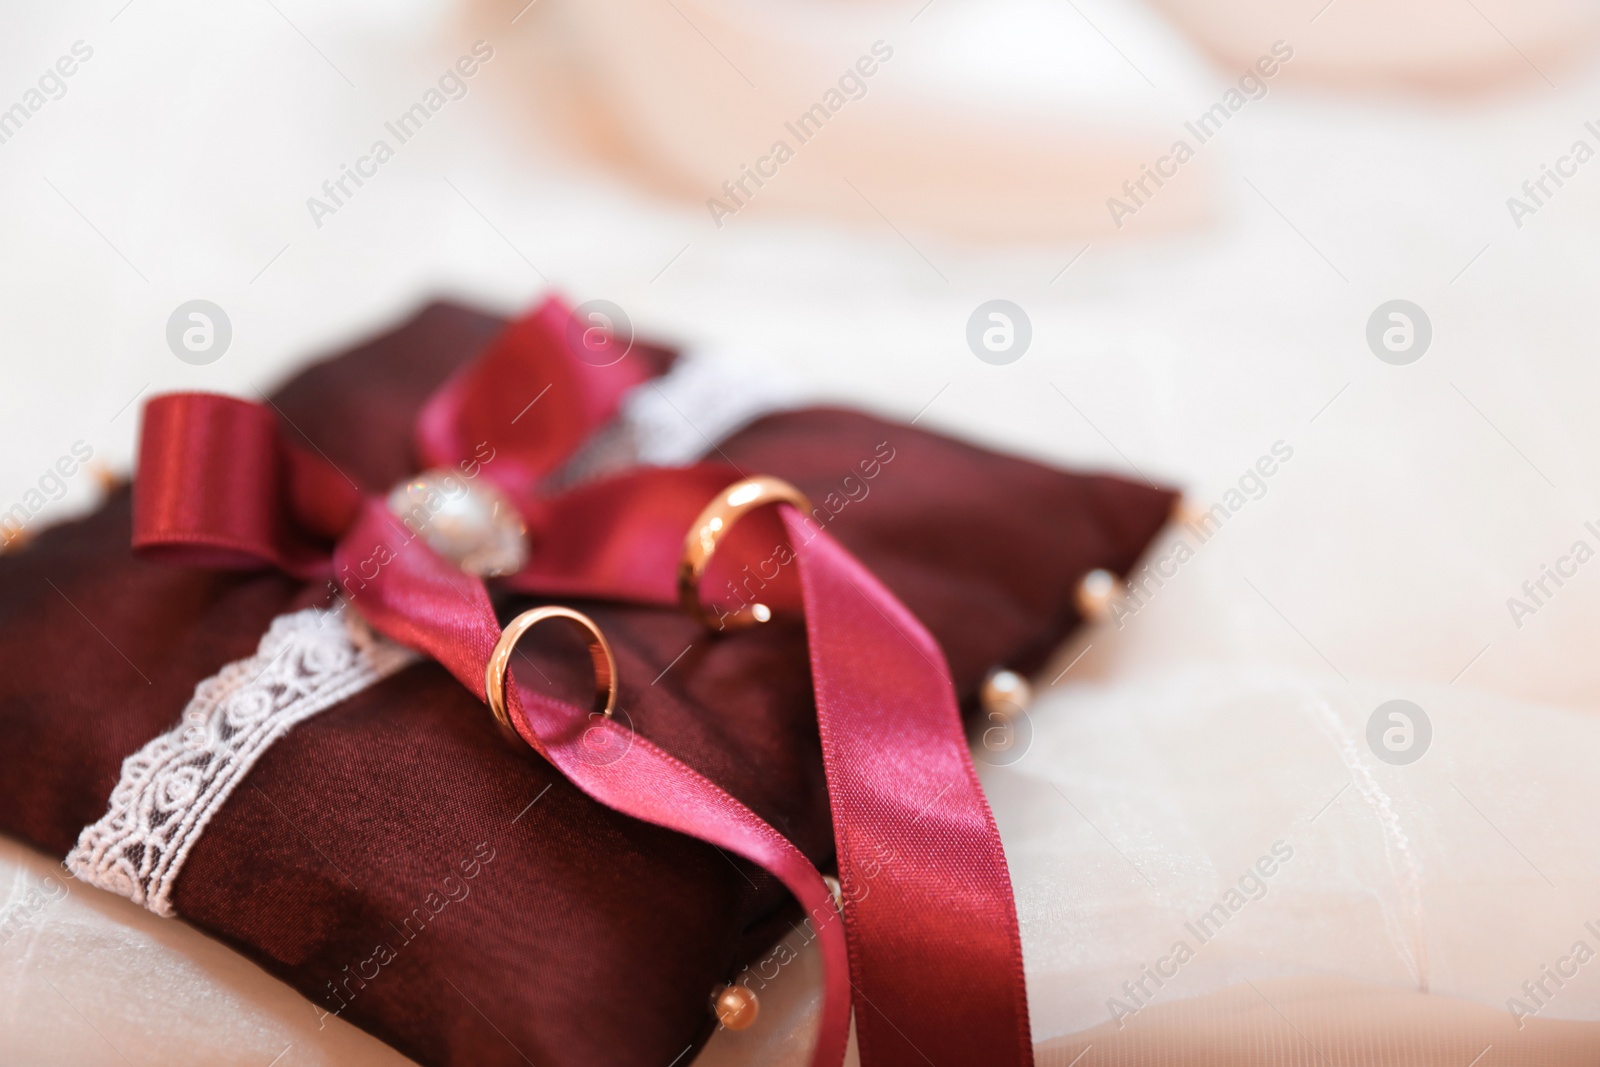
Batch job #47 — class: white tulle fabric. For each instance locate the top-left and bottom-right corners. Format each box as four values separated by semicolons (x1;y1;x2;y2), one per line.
991;663;1600;1041
64;609;416;917
551;350;798;488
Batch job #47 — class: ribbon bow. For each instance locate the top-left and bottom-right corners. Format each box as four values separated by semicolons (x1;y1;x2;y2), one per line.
132;296;1032;1067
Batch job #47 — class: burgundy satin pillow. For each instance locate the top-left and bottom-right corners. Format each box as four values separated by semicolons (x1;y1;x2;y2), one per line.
0;302;1175;1066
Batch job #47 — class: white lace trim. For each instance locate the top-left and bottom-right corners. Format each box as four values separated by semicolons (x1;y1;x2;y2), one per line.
624;350;799;466
550;351;799;489
66;608;416;917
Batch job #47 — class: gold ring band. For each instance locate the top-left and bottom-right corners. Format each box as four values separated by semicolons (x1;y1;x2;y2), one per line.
484;606;618;732
678;476;813;631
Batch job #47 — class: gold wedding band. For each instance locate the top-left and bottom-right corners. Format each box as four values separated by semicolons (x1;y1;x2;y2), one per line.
678;476;813;631
484;606;618;732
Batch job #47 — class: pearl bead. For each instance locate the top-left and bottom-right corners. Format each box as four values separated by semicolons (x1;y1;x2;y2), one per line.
385;469;529;577
980;668;1032;719
713;984;760;1030
1075;568;1124;622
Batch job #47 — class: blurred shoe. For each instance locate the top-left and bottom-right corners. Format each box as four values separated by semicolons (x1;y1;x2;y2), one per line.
1149;0;1600;92
491;0;1223;241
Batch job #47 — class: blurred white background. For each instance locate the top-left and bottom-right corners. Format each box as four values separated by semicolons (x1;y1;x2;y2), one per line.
7;0;1600;706
8;0;1600;1061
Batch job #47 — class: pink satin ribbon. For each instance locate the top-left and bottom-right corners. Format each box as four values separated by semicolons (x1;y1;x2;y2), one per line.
788;510;1031;1065
131;296;1032;1067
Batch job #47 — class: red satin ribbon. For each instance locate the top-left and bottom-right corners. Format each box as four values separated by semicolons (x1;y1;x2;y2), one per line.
786;510;1031;1065
131;296;1032;1067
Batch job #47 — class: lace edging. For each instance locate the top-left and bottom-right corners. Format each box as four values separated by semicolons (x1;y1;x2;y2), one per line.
549;351;797;489
65;608;416;916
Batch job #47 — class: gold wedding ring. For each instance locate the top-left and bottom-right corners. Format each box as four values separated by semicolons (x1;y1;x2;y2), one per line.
678;476;813;631
484;606;618;732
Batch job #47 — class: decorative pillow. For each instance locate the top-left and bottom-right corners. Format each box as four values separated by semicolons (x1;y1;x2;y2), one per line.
0;301;1175;1066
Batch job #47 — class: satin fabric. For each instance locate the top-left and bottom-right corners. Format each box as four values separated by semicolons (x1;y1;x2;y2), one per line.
129;297;1033;1067
787;510;1031;1065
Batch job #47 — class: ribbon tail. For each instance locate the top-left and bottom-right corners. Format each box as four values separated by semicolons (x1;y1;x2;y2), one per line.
413;295;669;506
785;508;1034;1067
333;500;851;1067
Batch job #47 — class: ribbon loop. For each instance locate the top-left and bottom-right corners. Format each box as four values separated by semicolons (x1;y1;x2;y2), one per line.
133;393;356;577
414;297;671;509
